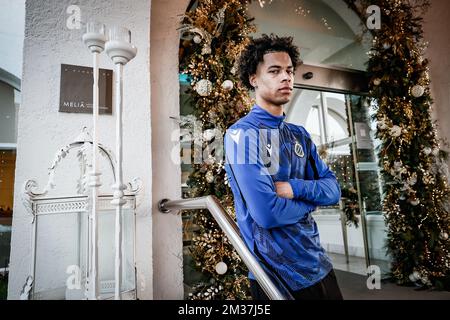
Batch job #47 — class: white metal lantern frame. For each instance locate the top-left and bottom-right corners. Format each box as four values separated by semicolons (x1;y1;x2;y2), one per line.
20;129;141;300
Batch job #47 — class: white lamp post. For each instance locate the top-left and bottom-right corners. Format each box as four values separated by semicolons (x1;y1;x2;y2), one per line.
82;22;107;300
105;26;137;300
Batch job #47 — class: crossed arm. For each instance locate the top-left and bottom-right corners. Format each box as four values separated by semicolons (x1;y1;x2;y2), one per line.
275;175;340;206
225;128;316;229
225;127;340;229
275;138;341;206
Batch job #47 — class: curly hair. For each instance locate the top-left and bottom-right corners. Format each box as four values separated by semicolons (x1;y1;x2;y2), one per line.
237;34;302;91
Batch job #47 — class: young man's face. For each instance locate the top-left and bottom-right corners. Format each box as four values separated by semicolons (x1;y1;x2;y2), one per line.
250;51;295;107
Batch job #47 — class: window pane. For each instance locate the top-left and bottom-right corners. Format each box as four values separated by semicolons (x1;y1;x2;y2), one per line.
0;149;15;269
0;150;15;217
305;106;321;145
0;82;18;144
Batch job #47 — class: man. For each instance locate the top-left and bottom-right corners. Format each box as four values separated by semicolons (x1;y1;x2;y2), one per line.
224;34;343;300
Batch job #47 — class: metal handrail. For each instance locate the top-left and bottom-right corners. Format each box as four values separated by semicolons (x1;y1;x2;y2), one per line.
158;195;291;300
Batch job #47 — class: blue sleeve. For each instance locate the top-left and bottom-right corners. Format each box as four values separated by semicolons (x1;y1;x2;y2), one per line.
288;129;341;206
225;127;316;229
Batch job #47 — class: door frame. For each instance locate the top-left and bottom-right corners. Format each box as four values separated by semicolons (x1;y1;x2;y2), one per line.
294;63;368;95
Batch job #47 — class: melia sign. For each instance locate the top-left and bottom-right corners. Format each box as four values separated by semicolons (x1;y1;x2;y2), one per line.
59;64;113;114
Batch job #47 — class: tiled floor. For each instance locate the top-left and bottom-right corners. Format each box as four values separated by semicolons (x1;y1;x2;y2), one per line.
328;252;450;299
334;269;450;300
327;252;391;278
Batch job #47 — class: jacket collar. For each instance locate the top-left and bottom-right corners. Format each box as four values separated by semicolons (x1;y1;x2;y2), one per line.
250;104;286;128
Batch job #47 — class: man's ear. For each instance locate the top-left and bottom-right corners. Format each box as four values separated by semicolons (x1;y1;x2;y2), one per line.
249;74;257;88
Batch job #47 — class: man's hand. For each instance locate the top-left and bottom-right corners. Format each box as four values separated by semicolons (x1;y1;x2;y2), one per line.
274;181;294;199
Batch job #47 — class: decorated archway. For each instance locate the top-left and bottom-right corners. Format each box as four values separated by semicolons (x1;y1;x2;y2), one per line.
177;0;450;299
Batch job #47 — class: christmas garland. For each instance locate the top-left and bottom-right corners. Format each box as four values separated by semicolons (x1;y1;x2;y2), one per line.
179;0;256;299
344;0;450;289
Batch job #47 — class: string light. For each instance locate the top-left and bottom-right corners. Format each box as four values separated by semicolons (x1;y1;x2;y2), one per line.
295;6;310;17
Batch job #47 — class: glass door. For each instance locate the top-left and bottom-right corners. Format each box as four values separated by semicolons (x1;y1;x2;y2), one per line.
285;88;388;276
346;94;390;276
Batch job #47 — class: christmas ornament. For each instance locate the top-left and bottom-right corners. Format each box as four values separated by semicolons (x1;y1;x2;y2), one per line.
409;271;421;282
439;232;449;241
411;85;424;98
206;170;214;183
203;129;216;142
202;46;212;55
212;7;226;36
215;261;228;275
195;79;213;96
178;18;213;56
423;147;432;155
221;80;234;91
407;173;417;186
390;125;402;137
193;35;202;44
420;276;431;286
204;156;215;165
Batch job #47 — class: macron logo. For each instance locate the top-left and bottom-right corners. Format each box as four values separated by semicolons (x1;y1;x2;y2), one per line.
266;144;272;157
229;129;241;144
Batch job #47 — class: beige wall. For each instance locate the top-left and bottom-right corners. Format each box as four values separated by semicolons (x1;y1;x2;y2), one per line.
151;0;190;299
424;0;450;165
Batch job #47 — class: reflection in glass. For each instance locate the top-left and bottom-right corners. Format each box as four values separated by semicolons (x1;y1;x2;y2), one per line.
286;87;390;274
347;95;382;213
248;0;373;71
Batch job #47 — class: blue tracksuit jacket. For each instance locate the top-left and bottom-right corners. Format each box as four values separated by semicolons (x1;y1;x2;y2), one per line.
224;104;341;291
